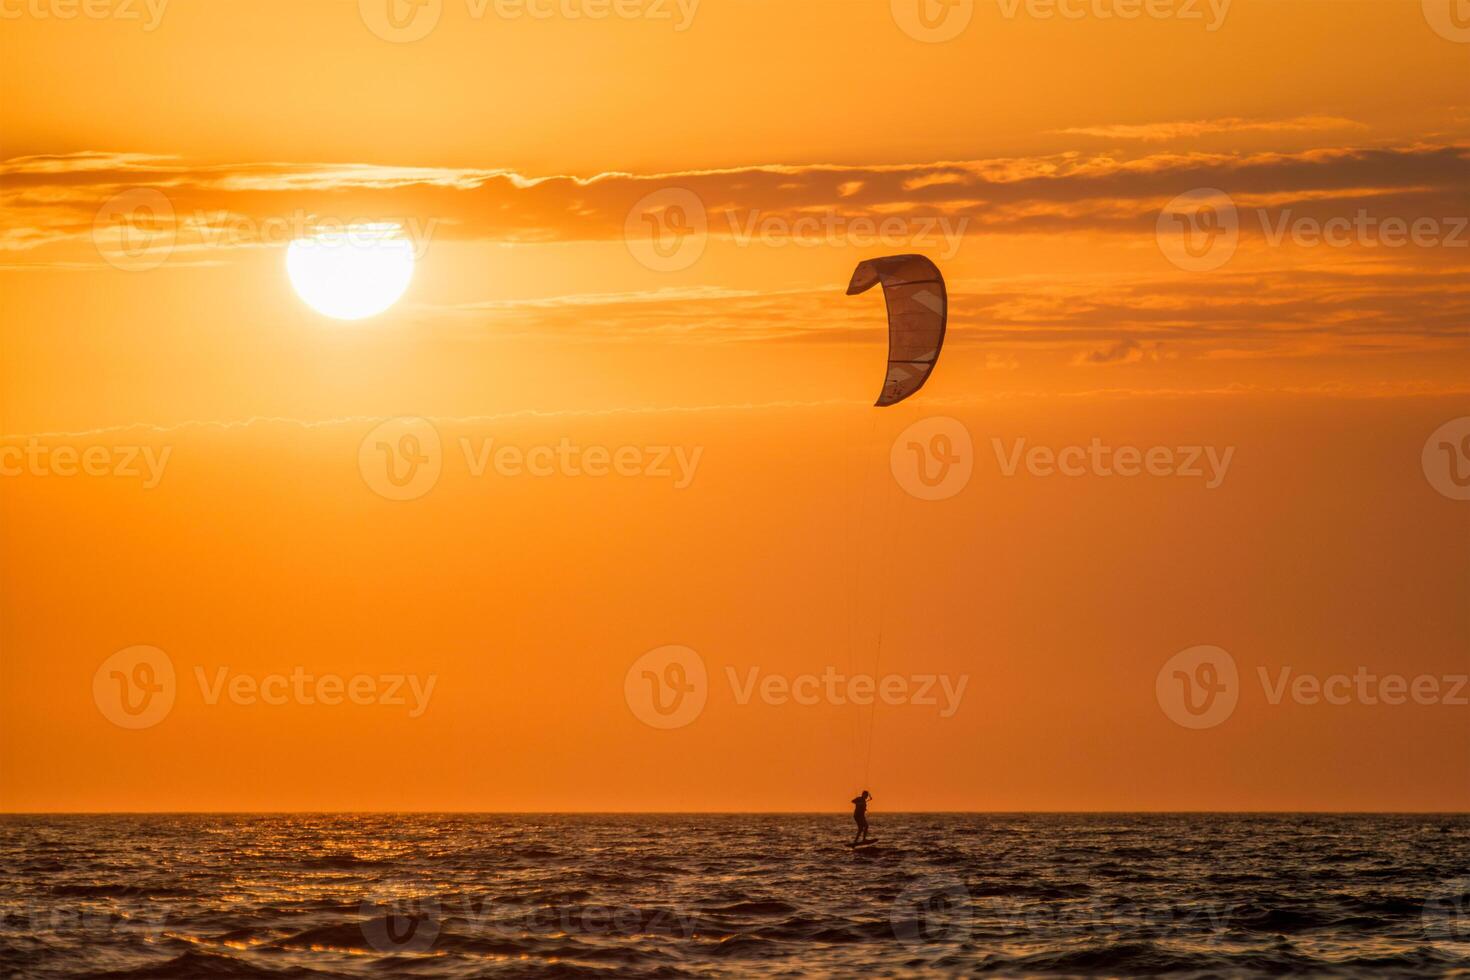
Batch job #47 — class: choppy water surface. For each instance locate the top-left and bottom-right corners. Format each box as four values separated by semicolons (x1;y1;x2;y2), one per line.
1;813;1466;977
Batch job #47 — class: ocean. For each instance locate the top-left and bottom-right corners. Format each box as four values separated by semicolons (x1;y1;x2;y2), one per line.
1;813;1466;977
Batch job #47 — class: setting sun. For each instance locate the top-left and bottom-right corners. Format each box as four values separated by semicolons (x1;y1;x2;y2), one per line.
285;225;414;320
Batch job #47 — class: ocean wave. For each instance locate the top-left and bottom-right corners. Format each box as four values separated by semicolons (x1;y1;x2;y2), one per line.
76;948;348;979
49;883;197;899
1;813;1463;979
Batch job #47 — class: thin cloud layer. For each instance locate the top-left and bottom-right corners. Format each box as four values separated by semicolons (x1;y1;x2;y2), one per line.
1053;115;1367;142
3;143;1467;250
411;258;1469;361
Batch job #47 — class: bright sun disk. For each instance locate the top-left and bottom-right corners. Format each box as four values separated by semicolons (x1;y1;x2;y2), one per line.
286;224;414;320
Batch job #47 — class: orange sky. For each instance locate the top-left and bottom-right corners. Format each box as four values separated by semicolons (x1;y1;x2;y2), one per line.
1;0;1467;812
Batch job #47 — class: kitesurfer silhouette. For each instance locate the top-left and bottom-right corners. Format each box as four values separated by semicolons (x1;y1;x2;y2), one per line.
851;790;873;845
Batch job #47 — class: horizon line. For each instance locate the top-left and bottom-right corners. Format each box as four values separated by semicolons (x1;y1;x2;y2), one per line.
3;809;1465;817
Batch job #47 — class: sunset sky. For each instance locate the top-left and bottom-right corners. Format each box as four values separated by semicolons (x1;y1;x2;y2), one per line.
1;0;1466;812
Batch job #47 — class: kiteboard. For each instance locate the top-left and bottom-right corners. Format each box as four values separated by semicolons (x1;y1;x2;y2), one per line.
848;838;880;848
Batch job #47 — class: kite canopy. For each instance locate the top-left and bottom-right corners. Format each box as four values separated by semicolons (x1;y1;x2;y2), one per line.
846;254;947;407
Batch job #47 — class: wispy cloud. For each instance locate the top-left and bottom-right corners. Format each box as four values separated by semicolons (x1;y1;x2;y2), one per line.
398;256;1470;359
1052;115;1368;142
4;143;1466;255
